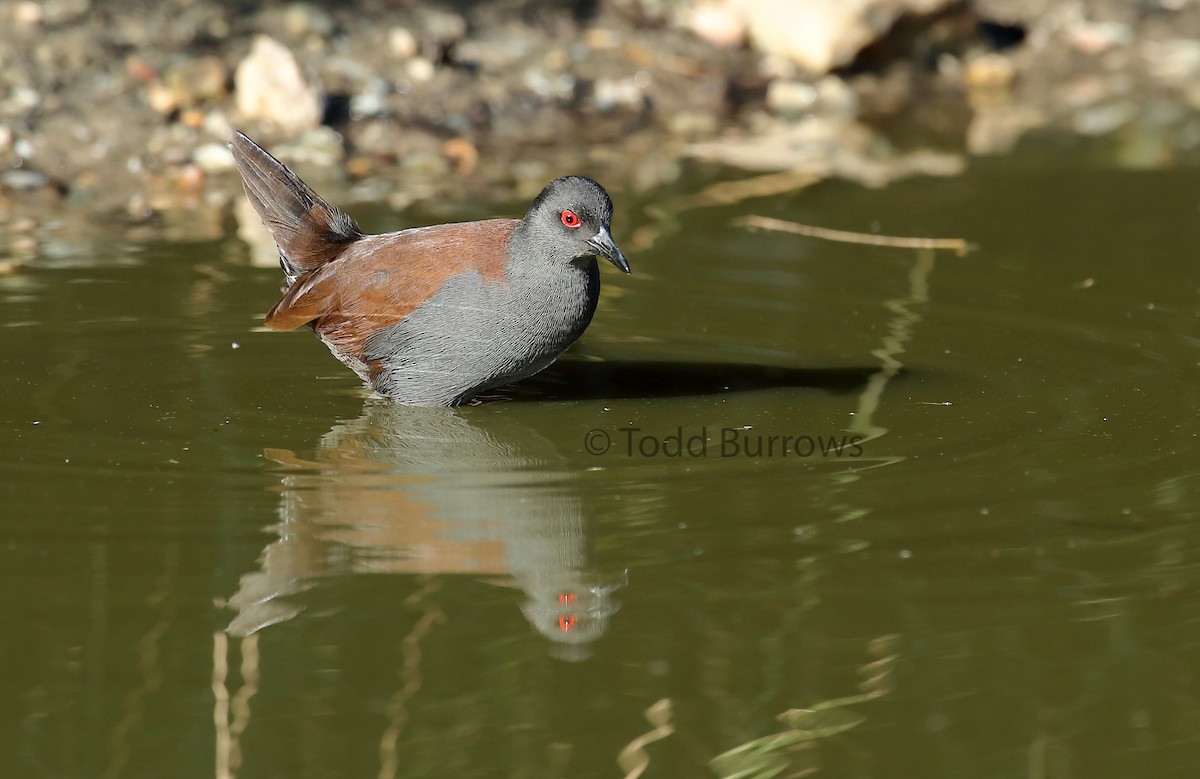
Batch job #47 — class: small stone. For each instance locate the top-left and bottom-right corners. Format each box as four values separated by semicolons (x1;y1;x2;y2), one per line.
668;110;719;137
345;156;374;179
350;77;390;119
147;83;179;115
523;69;575;101
1068;20;1133;56
163;57;228;108
592;77;645;112
283;3;334;38
584;28;620;50
235;35;323;134
418;9;466;46
406;57;436;83
2;170;49;190
441;137;478;173
193;142;236;173
177;164;206;192
684;1;746;48
275;126;345;168
12;1;43;26
388;26;418;59
964;53;1016;90
179;109;206;129
766;79;817;113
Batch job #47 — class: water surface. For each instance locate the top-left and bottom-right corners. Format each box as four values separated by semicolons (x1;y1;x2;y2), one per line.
2;143;1198;778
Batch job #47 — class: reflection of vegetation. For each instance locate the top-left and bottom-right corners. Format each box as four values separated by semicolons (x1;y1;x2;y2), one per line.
617;698;674;779
710;705;864;779
710;635;898;779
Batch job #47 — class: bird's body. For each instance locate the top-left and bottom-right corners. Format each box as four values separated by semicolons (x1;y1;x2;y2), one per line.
229;132;628;406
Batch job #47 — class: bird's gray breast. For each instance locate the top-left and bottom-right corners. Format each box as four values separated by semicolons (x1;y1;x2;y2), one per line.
365;262;600;405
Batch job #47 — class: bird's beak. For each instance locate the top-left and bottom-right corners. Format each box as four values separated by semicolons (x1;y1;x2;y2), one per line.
588;225;631;274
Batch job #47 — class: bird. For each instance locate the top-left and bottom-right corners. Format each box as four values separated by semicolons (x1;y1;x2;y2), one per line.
229;131;630;406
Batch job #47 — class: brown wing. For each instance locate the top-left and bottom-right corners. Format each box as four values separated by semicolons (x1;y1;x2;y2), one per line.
265;218;518;366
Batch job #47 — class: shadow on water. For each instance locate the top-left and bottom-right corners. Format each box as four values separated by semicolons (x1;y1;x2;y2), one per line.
501;359;884;401
227;400;624;661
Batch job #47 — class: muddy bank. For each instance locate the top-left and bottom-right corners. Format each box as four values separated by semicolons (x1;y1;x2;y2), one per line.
2;0;1200;240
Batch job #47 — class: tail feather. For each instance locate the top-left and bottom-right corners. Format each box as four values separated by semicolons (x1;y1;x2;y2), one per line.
229;131;362;277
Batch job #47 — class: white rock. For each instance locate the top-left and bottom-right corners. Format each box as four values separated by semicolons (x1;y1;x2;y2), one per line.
593;77;644;111
388;26;419;59
737;0;953;73
235;35;323;134
685;1;746;48
193;142;236;173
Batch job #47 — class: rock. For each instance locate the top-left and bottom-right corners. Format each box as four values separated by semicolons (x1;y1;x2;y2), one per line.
149;57;229;115
441;137;478;173
667;110;720;137
737;0;955;73
523;69;576;102
683;1;746;48
273;127;345;168
350;77;390;119
193;142;236;173
1067;20;1133;55
2;170;50;190
388;27;419;59
964;52;1017;89
282;3;334;38
592;77;646;112
166;57;228;106
418;9;467;47
766;79;818;113
11;2;42;26
406;57;436;83
234;35;323;134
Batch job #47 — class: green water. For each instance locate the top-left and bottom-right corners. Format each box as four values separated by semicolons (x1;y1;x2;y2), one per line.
2;146;1198;778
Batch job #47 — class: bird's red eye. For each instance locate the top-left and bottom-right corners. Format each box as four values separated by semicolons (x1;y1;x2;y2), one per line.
561;209;581;228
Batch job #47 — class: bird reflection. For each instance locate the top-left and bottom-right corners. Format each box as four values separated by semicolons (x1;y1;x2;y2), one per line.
227;401;621;659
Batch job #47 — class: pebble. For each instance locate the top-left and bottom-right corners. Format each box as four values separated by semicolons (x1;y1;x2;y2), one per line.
193;142;236;173
282;3;334;38
388;26;419;59
162;57;228;109
2;170;49;190
667;110;719;137
418;9;466;46
350;77;390;119
234;35;323;133
965;53;1017;90
766;79;818;113
523;69;575;102
11;1;42;26
406;57;436;83
684;1;746;48
441;137;478;173
592;77;645;112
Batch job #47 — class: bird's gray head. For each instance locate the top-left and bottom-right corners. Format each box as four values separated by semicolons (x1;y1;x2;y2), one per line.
517;176;630;274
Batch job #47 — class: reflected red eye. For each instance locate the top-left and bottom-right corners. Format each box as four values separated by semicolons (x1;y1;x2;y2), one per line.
558;592;577;605
561;209;581;228
559;615;577;632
